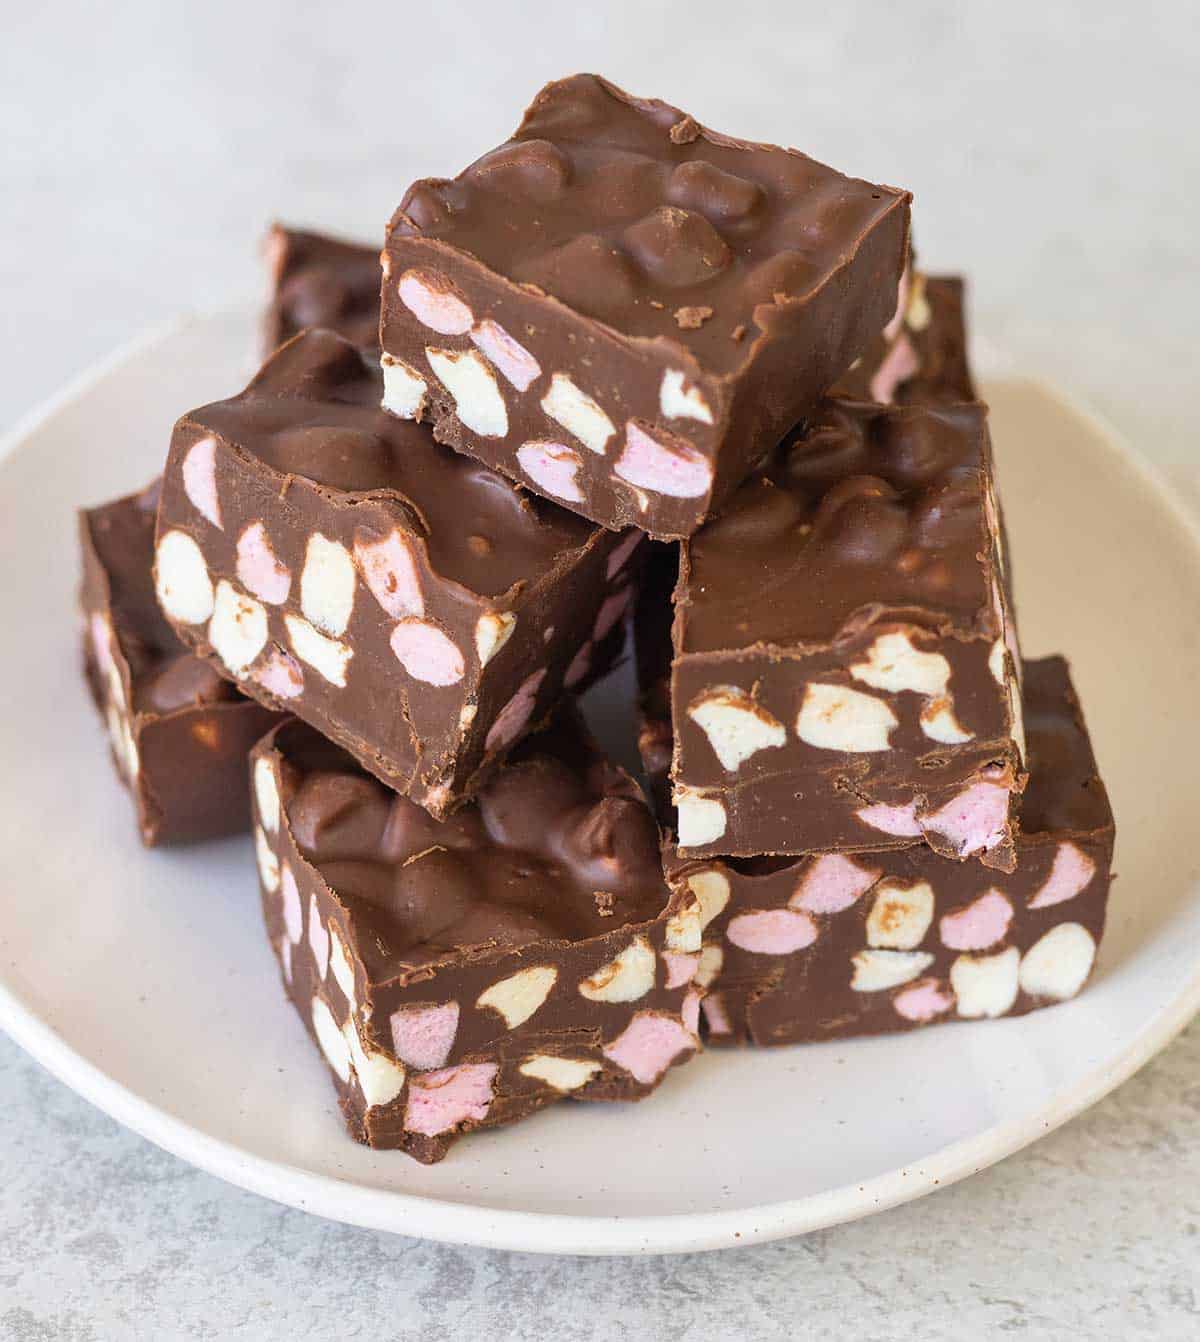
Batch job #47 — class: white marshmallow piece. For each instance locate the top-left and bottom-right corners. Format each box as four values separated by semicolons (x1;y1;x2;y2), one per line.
342;1020;406;1108
311;997;351;1084
300;534;356;637
381;353;428;419
426;347;508;438
796;683;898;753
253;756;280;833
284;614;353;687
578;937;656;1003
687;687;787;772
951;946;1021;1018
851;949;934;992
254;826;280;893
866;880;935;951
519;1055;601;1092
540;372;614;455
154;530;214;626
477;965;558;1028
475;611;516;668
674;788;727;848
919;697;975;744
659;369;714;425
686;869;731;929
208;580;268;674
849;630;950;696
1018;923;1096;1001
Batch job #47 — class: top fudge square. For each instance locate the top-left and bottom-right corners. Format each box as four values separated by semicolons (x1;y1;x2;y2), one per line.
154;329;640;819
380;73;911;538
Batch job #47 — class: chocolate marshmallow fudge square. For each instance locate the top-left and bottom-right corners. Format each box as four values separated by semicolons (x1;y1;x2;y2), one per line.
381;73;911;537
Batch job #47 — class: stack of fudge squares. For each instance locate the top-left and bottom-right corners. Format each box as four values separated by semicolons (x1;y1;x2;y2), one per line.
80;74;1115;1161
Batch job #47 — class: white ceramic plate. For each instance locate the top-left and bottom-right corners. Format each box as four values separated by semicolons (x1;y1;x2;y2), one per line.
2;308;1198;1257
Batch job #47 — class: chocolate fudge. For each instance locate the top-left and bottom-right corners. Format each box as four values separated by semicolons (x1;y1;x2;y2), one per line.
669;397;1025;868
154;330;640;818
80;481;283;845
661;658;1114;1045
262;224;380;356
380;73;911;539
251;709;702;1161
832;271;977;405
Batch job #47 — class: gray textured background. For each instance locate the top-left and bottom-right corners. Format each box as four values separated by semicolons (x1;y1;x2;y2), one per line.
3;3;1198;1338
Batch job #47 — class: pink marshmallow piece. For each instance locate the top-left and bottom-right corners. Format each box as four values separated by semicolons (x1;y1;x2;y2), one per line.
470;319;542;392
923;782;1009;856
404;1061;497;1137
390;1001;460;1071
605;530;644;581
681;988;701;1036
563;640;593;689
881;266;912;344
790;852;881;915
602;1011;696;1085
869;331;920;404
516;440;585;503
593;586;632;642
90;612;115;673
182;436;222;529
280;863;303;943
856;799;923;837
390;619;465;686
354;529;424;619
1029;841;1097;909
252;646;304;700
726;908;818;955
940;888;1013;951
662;951;700;990
614;422;713;499
236;521;291;604
701;993;732;1036
397;270;474;336
485;668;547;753
893;977;955;1023
307;894;330;979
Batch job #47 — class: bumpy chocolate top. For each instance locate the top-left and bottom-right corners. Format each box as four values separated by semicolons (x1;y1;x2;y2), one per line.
86;483;240;716
276;711;670;975
390;73;908;376
679;398;993;652
1020;657;1111;836
192;330;600;600
262;225;381;352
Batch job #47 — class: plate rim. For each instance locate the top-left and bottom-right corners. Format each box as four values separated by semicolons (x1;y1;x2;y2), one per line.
2;310;1198;1257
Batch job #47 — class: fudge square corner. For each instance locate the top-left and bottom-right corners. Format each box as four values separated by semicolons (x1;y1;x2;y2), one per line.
379;72;911;539
153;329;641;820
670;396;1026;869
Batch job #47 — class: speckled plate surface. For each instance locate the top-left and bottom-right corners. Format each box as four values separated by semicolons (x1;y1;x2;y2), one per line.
1;308;1198;1256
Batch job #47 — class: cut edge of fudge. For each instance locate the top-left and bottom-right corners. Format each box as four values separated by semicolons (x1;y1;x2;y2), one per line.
662;654;1115;1046
80;480;283;845
668;398;1026;868
250;707;703;1161
153;329;640;819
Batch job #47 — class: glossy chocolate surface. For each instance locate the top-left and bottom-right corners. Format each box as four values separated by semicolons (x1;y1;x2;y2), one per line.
381;73;910;537
254;709;701;1161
